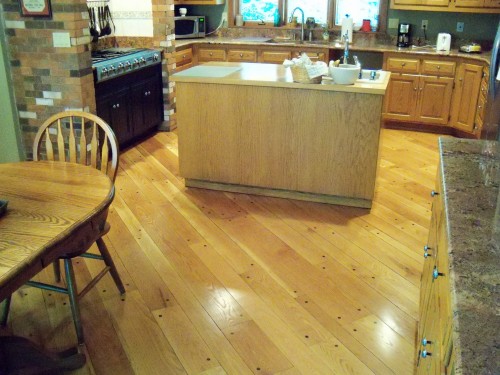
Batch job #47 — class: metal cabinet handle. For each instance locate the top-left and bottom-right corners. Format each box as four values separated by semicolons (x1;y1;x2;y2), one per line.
431;190;439;197
421;338;432;346
432;266;444;280
421;350;432;358
424;245;432;258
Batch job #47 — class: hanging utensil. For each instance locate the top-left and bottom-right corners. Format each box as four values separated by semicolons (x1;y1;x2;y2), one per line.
105;5;115;35
102;5;112;36
88;5;99;42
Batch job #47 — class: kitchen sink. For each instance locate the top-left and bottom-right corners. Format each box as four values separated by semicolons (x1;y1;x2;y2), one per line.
356;69;388;84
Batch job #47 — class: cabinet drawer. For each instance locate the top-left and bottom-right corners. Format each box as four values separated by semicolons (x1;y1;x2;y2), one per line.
175;48;193;67
422;60;456;76
293;51;326;62
227;49;257;62
386;57;419;73
260;51;292;64
198;48;226;62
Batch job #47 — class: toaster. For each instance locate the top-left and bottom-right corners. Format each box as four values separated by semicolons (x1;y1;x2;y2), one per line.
436;33;451;55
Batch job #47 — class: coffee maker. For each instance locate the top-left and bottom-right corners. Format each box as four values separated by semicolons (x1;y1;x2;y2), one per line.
397;23;411;47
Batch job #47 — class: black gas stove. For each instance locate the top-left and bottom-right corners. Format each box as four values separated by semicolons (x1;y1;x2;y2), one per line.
91;48;161;82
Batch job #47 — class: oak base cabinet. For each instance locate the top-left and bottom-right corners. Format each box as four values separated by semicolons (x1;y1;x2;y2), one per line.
383;55;455;126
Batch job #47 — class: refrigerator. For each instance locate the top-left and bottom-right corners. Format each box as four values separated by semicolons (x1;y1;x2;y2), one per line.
481;21;500;141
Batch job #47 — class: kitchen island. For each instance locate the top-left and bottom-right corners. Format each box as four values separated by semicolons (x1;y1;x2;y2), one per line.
172;62;390;208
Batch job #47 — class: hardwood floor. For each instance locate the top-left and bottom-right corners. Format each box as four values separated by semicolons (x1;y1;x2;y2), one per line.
1;128;442;374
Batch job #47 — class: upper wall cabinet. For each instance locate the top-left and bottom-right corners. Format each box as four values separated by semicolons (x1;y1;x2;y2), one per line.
174;0;225;4
390;0;500;12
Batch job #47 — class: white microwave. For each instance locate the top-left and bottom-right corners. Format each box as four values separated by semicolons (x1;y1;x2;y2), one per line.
174;16;206;39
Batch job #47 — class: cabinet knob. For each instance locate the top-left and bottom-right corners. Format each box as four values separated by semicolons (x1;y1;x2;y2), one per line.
432;267;444;280
424;245;432;258
421;338;432;346
431;190;439;197
401;62;406;67
421;350;432;358
414;87;417;91
239;53;244;57
182;55;186;58
437;66;441;70
209;52;213;56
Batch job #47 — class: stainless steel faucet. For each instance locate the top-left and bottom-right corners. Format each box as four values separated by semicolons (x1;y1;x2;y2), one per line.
290;7;305;42
343;32;349;63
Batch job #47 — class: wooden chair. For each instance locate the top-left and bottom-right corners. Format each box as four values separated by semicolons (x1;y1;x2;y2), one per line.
1;111;125;345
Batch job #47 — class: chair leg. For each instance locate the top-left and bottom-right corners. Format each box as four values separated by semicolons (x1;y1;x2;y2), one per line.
1;296;11;326
63;259;84;345
53;259;61;282
96;238;126;295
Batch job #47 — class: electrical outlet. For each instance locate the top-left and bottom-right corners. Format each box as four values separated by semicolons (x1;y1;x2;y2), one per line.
388;18;399;29
421;20;428;30
456;22;464;32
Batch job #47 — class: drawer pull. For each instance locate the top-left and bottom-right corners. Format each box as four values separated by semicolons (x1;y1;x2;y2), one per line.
421;350;432;358
209;52;213;56
182;55;186;58
113;104;120;109
437;66;441;70
432;267;444;280
424;245;432;258
401;62;406;67
239;53;243;57
431;190;439;197
421;338;432;346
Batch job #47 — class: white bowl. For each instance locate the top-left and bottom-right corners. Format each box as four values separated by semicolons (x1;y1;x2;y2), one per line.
329;64;360;85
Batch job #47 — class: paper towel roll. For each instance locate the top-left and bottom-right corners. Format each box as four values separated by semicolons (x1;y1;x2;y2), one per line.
235;15;243;27
341;15;353;44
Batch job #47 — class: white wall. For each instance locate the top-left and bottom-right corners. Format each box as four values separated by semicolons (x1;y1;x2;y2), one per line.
108;0;153;37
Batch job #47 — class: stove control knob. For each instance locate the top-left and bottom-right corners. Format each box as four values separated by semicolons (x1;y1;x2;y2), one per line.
133;59;139;68
153;53;160;62
140;57;146;65
101;67;108;76
125;62;131;70
108;65;115;73
117;63;124;72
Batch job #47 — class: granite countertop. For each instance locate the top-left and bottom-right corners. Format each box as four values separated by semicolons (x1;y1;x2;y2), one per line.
439;137;499;374
176;36;492;64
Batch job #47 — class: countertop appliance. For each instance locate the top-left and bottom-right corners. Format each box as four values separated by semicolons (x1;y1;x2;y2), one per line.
91;48;161;82
460;43;482;53
397;23;411;48
481;21;500;141
436;33;451;55
175;15;206;39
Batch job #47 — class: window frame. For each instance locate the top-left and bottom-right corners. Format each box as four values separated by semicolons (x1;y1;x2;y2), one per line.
229;0;387;33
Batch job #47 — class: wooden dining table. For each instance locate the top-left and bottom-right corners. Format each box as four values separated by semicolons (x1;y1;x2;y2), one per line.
0;161;114;373
0;161;114;302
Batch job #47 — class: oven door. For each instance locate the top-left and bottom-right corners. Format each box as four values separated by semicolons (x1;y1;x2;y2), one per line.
175;17;199;39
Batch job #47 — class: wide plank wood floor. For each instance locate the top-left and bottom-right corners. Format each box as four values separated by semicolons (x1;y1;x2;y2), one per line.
1;128;442;374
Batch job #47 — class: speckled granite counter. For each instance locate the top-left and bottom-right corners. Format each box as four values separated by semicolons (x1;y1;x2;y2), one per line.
439;137;499;374
175;36;492;65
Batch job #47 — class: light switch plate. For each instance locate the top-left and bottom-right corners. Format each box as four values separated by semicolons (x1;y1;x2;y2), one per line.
456;22;464;32
52;32;71;48
388;18;399;28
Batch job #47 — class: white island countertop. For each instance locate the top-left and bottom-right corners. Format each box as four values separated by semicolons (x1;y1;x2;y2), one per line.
171;62;390;95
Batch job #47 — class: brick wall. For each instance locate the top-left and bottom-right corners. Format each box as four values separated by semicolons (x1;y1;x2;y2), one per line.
0;0;175;158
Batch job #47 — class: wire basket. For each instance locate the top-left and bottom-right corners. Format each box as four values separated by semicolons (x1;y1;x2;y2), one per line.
290;65;323;84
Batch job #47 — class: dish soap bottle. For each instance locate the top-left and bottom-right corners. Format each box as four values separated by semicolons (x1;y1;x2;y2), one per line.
273;9;281;27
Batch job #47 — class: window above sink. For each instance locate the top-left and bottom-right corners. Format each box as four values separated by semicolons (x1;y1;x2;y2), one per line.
234;0;386;32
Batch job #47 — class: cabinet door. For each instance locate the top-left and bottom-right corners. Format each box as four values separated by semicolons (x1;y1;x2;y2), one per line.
450;63;483;133
96;89;132;147
227;49;257;62
416;76;454;125
417;282;441;375
130;74;163;139
383;74;419;121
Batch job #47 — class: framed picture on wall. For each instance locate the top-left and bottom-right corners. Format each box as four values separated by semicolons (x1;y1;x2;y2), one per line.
19;0;52;18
